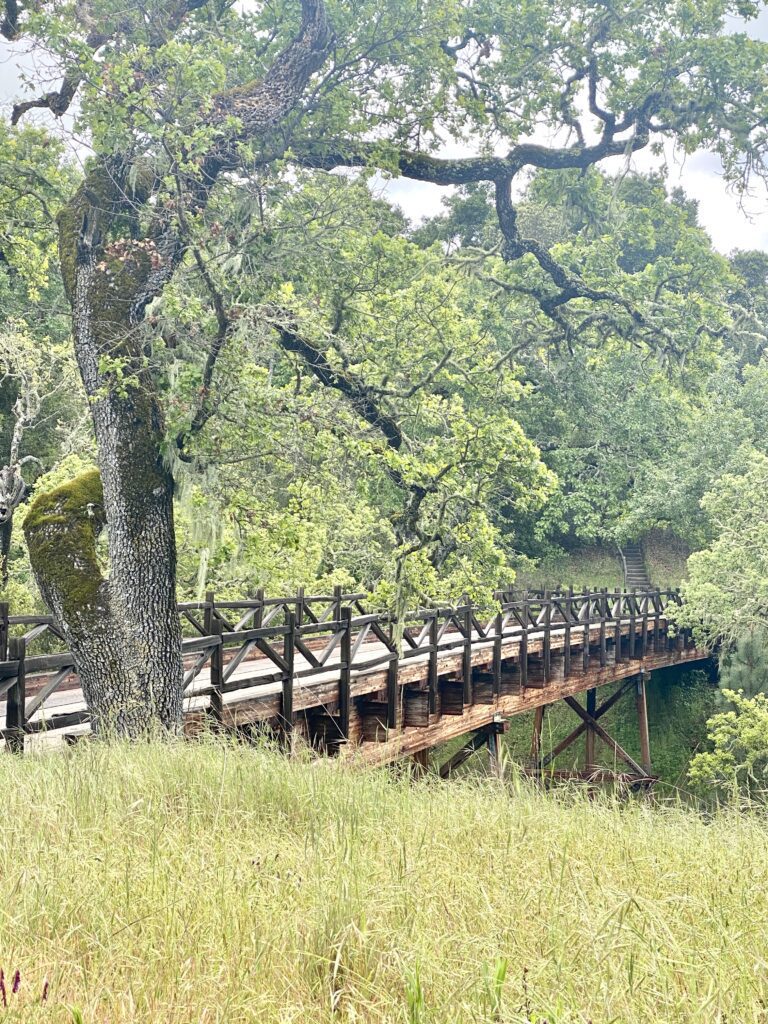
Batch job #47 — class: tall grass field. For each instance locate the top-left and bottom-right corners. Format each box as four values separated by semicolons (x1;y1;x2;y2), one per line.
0;739;765;1023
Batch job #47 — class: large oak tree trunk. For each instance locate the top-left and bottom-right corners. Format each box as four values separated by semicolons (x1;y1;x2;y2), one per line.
22;1;332;736
71;252;183;731
25;168;184;734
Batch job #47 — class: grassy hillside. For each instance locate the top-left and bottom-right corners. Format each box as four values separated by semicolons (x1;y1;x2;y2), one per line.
2;740;767;1023
515;531;692;592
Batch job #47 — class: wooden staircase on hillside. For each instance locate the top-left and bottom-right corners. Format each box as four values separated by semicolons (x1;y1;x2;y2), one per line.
621;541;652;590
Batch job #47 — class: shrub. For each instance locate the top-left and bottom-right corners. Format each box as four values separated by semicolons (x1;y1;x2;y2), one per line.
689;688;768;797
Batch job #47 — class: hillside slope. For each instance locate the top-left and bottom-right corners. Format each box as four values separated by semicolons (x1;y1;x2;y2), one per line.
515;531;691;592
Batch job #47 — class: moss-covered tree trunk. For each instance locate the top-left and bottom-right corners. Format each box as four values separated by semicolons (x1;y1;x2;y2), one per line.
25;164;184;735
24;470;150;733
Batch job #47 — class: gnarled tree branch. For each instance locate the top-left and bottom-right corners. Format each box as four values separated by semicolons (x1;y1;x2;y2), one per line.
265;306;404;451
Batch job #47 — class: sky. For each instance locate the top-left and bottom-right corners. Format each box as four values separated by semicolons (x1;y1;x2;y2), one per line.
2;7;768;256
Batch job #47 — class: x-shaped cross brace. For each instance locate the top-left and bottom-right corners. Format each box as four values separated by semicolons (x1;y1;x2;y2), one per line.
540;677;646;777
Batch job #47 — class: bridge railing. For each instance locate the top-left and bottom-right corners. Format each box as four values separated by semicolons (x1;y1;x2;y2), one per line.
0;587;688;750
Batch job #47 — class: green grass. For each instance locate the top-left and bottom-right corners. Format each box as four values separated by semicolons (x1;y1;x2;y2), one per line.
0;739;767;1022
644;529;691;591
514;544;624;592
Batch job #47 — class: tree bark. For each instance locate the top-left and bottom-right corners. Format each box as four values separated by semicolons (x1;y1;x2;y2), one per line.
43;165;185;732
69;255;184;732
24;470;154;734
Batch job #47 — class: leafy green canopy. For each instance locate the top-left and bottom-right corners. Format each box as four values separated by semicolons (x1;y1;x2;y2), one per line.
5;0;768;613
161;174;553;607
679;452;768;648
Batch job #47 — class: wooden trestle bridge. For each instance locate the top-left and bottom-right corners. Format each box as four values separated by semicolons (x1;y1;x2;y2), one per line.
0;588;709;781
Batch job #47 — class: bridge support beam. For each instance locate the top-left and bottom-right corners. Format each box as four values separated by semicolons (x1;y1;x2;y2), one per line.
635;671;652;776
585;688;596;770
531;704;546;770
438;728;490;778
537;675;654;785
411;748;429;777
488;714;507;780
438;717;508;779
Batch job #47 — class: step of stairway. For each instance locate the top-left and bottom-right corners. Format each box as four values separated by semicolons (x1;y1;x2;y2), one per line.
622;541;652;589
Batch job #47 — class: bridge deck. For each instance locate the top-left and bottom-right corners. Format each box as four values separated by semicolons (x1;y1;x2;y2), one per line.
0;591;709;765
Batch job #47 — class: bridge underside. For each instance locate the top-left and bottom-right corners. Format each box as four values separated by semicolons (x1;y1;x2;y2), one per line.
344;645;706;776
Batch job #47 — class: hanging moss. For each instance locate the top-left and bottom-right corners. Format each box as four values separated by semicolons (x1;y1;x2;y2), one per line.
23;468;107;621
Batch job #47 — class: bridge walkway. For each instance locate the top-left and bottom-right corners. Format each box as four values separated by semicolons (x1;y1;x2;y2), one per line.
0;588;708;778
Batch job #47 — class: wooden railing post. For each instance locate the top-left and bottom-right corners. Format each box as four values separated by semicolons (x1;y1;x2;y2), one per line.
614;589;623;664
0;602;8;662
255;588;264;629
296;586;305;628
543;591;551;683
339;607;351;740
599;588;607;667
640;591;648;659
209;615;224;726
653;590;661;651
582;589;591;672
463;600;473;705
6;636;26;754
492;609;502;698
333;584;342;623
282;612;296;736
428;612;439;715
563;586;572;678
203;590;215;635
629;588;637;660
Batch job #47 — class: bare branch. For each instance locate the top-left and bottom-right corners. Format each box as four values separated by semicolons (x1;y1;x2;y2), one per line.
175;246;233;460
11;72;82;126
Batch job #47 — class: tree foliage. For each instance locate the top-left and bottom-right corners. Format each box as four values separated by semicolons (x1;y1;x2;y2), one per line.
4;0;768;725
689;689;768;799
679;452;768;648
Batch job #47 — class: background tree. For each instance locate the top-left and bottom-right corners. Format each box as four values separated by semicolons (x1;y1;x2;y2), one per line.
679;451;768;648
0;123;82;588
